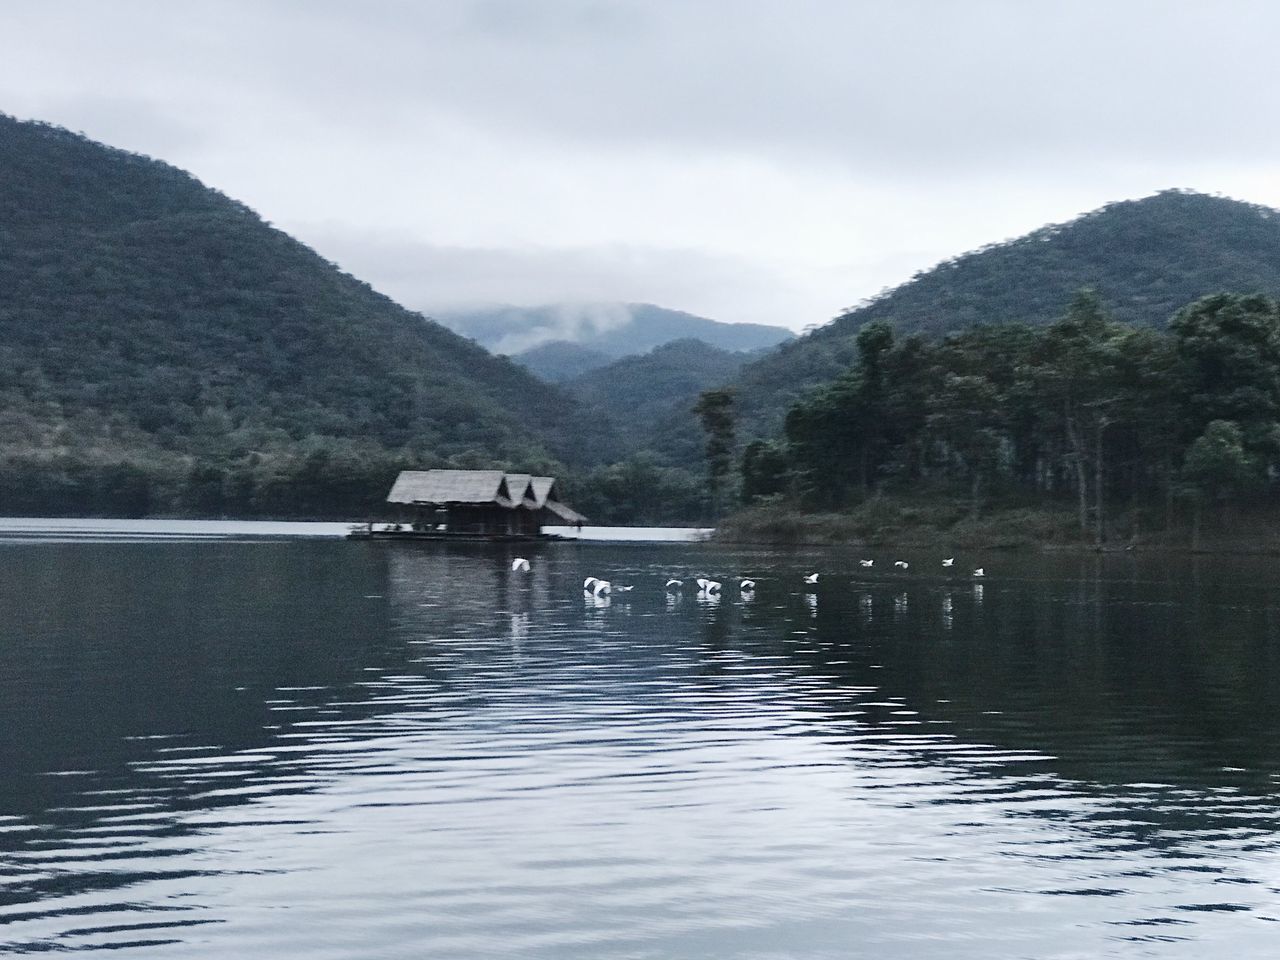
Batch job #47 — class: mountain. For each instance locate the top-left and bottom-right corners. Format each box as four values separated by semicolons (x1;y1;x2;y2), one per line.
435;302;795;360
733;190;1280;431
564;339;752;466
0;114;605;516
512;341;614;382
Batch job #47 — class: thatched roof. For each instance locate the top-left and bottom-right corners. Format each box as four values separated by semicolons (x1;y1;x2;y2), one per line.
387;470;517;507
387;469;587;522
528;476;556;508
503;473;537;507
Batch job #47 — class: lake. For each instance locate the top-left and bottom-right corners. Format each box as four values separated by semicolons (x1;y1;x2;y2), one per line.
3;534;1280;957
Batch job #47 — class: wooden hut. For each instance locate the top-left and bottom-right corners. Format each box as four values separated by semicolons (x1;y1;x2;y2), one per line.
381;469;585;538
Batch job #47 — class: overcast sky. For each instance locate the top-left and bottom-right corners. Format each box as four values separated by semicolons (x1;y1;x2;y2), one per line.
4;0;1280;330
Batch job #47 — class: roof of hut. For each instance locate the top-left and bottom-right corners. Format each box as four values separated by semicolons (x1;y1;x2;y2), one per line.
502;473;538;508
387;469;517;507
528;476;556;509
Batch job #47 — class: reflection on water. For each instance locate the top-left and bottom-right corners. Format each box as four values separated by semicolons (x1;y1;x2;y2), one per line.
3;541;1280;956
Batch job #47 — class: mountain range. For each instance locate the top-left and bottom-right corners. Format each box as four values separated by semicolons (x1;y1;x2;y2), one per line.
434;302;794;380
6;111;1280;521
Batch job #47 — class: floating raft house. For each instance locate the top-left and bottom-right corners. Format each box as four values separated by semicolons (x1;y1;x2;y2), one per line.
352;469;586;540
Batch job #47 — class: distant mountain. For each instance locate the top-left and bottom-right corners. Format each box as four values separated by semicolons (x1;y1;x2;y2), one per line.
513;341;614;383
436;302;795;360
0;114;606;516
734;190;1280;431
564;339;752;466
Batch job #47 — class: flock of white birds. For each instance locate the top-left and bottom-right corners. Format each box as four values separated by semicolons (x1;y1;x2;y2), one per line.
510;556;985;597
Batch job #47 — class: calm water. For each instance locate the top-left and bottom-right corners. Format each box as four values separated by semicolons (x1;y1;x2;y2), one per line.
3;538;1280;957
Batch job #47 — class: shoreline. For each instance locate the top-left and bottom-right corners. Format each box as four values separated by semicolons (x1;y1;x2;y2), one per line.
712;501;1280;556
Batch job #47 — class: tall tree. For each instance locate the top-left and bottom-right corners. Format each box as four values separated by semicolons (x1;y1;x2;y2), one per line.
694;389;736;518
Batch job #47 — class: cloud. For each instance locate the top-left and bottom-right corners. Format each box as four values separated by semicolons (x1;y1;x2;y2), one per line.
3;0;1280;326
296;226;827;328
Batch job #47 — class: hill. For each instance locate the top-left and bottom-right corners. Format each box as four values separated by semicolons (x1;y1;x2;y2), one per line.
564;339;751;466
733;190;1280;431
0;114;605;516
436;302;794;360
512;341;614;382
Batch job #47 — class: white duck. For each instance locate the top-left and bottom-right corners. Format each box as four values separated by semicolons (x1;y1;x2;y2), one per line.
665;579;683;591
859;559;874;568
942;558;954;567
972;568;985;578
894;561;909;570
803;573;819;584
511;557;531;572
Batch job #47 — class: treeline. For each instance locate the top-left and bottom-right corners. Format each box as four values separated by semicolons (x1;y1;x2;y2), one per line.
731;291;1280;544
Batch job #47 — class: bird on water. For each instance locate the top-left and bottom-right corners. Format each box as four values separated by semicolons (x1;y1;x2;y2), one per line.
804;573;819;584
511;557;530;572
859;560;874;568
942;558;954;567
894;561;909;570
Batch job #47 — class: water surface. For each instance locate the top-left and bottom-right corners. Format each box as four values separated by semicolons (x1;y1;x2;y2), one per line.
2;538;1280;957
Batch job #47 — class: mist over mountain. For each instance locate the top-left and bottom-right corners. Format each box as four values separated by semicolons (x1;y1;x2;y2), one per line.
0;114;606;516
435;302;794;362
732;190;1280;432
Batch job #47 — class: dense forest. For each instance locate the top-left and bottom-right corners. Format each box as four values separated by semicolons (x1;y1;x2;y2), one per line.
0;113;617;517
728;191;1280;439
721;291;1280;546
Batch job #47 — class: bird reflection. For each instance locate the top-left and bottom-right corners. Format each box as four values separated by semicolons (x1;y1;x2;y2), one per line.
509;612;530;644
894;592;908;618
805;593;818;617
973;583;984;604
941;593;953;630
859;592;873;622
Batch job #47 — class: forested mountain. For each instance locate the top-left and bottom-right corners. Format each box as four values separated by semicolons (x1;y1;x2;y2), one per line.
512;341;614;382
565;339;752;466
436;302;794;361
733;191;1280;432
0;114;606;516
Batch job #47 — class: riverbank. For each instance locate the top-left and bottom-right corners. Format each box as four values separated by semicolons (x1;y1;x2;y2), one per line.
714;498;1280;554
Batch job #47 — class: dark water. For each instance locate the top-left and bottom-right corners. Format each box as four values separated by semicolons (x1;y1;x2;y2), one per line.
3;540;1280;957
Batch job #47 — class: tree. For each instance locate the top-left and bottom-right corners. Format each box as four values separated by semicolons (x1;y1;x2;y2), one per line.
1179;420;1260;549
740;439;790;503
693;389;736;518
1032;290;1127;542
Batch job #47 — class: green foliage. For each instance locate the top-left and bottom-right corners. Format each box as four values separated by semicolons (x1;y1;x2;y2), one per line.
733;190;1280;437
567;456;705;525
693;389;736;516
1180;421;1260;502
757;291;1280;544
0;113;612;517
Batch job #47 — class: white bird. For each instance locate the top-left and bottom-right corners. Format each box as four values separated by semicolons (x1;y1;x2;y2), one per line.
942;558;954;567
699;579;722;594
972;568;985;578
859;559;874;568
593;579;612;596
665;579;683;591
696;577;710;591
583;577;599;592
804;573;819;584
740;579;756;590
511;557;530;572
894;561;909;570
